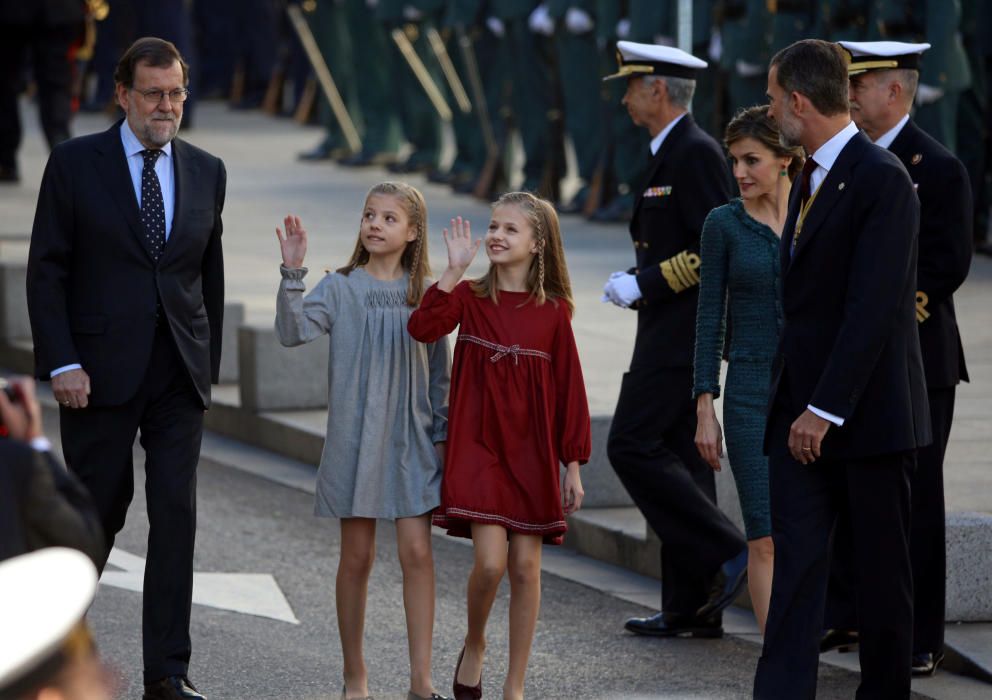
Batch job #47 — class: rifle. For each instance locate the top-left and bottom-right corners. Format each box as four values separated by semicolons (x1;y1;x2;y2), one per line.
391;26;453;122
285;3;362;152
426;27;472;114
454;23;505;199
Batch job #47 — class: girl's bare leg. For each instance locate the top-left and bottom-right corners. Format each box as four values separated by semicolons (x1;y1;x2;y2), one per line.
337;518;376;698
458;523;509;688
503;534;542;700
396;514;439;697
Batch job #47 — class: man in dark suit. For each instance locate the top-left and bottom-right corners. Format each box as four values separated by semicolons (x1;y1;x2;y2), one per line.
602;41;747;639
821;40;974;678
26;37;225;700
754;39;931;699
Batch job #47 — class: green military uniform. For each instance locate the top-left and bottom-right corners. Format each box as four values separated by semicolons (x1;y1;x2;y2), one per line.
340;0;402;164
720;0;767;114
957;0;990;246
303;0;358;158
815;0;871;41
439;0;486;186
377;0;445;171
871;0;972;152
587;0;653;221
547;0;604;208
491;0;560;194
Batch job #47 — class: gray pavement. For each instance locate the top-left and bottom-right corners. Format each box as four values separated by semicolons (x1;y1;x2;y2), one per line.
4;100;992;698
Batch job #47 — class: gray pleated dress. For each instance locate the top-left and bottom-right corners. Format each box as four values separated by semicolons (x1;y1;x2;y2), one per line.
275;265;450;519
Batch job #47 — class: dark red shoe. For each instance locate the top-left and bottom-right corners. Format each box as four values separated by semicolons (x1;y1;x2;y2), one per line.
452;647;482;700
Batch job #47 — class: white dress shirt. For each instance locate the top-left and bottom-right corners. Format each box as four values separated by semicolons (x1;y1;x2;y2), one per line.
51;121;176;379
649;112;687;156
872;114;910;149
802;120;860;428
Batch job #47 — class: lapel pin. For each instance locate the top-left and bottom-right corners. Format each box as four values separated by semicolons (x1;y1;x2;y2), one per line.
911;153;923;165
838;182;846;191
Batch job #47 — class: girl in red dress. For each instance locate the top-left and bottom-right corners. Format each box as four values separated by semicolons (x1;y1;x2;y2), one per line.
408;192;591;700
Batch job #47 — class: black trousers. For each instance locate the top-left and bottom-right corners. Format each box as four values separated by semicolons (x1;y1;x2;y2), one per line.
754;405;914;700
825;387;955;655
61;324;204;684
608;366;746;615
0;21;78;168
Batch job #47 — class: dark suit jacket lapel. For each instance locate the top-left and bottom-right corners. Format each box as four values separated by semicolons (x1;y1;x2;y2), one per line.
632;114;694;219
781;173;803;273
162;138;198;265
887;119;918;165
93;121;154;260
790;130;869;265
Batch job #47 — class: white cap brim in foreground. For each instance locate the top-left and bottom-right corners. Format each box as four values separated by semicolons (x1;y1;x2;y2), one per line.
604;41;708;81
0;548;98;691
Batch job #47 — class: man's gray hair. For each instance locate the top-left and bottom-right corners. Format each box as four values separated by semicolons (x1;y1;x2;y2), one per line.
644;74;696;109
893;69;919;105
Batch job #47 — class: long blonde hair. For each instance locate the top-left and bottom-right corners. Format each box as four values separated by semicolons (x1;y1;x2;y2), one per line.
336;182;431;306
470;191;575;317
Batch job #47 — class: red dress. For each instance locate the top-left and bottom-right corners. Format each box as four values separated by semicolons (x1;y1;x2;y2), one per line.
408;282;592;545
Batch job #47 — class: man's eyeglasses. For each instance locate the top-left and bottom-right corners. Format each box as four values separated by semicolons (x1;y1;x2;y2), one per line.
132;88;190;104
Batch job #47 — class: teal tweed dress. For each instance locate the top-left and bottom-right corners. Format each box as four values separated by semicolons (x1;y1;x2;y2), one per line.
693;199;783;540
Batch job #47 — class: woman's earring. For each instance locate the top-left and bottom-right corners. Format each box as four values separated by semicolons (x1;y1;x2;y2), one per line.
780;168;788;177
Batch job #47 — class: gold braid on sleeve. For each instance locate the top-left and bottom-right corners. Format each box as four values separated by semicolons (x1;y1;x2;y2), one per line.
660;250;702;294
916;290;930;323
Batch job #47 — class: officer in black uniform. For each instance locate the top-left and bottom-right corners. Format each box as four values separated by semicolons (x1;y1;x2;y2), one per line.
602;41;747;639
0;0;85;182
823;40;973;678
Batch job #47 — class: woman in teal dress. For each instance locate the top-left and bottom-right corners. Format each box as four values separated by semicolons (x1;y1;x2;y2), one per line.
693;106;803;633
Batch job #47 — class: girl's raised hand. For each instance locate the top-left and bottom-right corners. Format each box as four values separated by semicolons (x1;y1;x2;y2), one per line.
276;214;308;269
442;217;479;272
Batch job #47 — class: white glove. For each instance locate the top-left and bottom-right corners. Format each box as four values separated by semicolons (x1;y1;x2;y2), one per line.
736;59;765;78
654;34;675;47
708;28;722;62
916;83;945;105
602;271;642;308
486;16;505;38
565;8;594;34
528;4;555;36
616;17;631;39
402;5;423;21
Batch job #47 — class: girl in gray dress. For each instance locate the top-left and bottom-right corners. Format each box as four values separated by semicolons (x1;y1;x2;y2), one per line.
693;107;803;633
275;183;451;700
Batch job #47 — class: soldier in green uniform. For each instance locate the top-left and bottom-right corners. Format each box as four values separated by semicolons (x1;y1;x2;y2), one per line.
490;0;560;195
871;0;972;152
957;0;990;249
815;0;871;41
589;0;655;221
547;1;605;212
339;0;403;166
720;0;768;115
298;0;359;162
377;0;445;173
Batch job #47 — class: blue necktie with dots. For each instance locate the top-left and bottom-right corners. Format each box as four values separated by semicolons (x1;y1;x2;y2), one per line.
140;149;166;262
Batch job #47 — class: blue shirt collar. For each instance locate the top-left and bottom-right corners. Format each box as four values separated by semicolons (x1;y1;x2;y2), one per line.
120;119;172;159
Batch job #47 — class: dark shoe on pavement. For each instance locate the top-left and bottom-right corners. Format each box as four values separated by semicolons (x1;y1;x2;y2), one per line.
819;628;859;653
297;142;349;162
142;676;205;699
341;683;374;700
338;149;396;168
911;651;944;676
559;185;590;214
623;611;723;638
588;194;633;223
0;164;19;183
696;548;748;618
452;647;482;700
408;692;453;700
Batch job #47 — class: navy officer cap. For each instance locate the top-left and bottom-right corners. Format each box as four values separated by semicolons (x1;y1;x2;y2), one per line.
603;41;707;81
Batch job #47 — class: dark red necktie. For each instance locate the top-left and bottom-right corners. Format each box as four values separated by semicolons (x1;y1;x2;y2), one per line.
800;156;818;205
